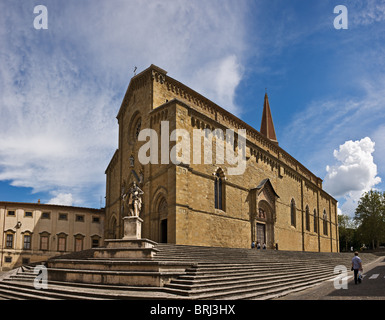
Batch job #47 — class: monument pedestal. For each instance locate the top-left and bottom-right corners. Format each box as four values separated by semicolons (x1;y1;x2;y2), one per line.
93;215;158;259
123;216;143;240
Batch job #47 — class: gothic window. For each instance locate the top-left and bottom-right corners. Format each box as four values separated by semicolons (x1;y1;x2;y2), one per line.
214;169;225;211
305;205;310;231
290;199;296;227
313;209;318;233
128;113;142;144
323;210;328;235
134;118;142;139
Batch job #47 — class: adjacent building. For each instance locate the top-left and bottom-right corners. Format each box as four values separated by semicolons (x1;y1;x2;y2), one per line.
0;201;104;270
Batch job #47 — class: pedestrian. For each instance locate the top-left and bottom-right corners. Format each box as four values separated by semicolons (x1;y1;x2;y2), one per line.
262;242;266;250
257;242;261;249
351;251;363;284
251;241;255;249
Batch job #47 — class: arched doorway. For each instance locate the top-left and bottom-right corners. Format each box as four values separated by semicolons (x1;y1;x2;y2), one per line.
158;197;168;243
255;201;275;248
250;179;278;249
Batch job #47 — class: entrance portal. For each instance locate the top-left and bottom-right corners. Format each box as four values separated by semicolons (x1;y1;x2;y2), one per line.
256;223;266;245
160;219;168;243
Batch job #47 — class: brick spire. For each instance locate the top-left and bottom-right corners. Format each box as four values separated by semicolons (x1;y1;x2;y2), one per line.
260;93;278;144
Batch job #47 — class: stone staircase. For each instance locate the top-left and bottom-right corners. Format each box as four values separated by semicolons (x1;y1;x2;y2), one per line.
0;244;380;300
153;244;379;299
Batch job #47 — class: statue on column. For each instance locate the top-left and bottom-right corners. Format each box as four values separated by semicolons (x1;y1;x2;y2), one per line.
122;181;144;217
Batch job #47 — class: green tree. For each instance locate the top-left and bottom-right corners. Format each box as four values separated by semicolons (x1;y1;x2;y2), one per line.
354;190;385;249
338;214;356;251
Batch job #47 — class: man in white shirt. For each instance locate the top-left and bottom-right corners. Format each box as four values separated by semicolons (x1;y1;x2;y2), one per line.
351;251;363;284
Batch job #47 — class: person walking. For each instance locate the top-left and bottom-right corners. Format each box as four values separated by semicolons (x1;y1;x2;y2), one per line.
351;251;363;284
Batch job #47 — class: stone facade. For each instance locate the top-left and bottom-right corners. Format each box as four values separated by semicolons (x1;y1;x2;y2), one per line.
0;201;104;270
105;64;339;252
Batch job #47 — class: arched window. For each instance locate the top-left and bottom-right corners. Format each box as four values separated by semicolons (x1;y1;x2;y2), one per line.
214;169;225;210
134;117;142;139
128;112;142;144
305;205;310;231
323;210;328;235
290;199;296;227
313;209;318;233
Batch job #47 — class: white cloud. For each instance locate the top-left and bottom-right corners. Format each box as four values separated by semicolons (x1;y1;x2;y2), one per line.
350;0;385;25
47;193;74;206
324;137;381;216
191;55;244;115
0;1;249;207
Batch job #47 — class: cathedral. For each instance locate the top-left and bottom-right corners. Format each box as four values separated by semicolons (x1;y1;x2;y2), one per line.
104;64;339;252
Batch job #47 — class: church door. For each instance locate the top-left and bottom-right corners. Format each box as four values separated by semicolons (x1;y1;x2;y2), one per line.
256;223;266;245
160;219;168;243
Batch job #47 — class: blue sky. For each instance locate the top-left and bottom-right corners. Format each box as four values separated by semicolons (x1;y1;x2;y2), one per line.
0;0;384;216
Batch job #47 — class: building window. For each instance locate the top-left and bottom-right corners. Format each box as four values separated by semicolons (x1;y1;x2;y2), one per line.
74;235;84;252
134;118;142;139
305;205;310;231
214;169;225;210
6;233;14;248
323;210;328;236
23;234;32;250
7;210;15;216
25;211;33;217
313;209;318;233
4;257;12;263
22;258;30;265
42;212;51;219
91;236;101;248
92;216;100;223
40;232;50;251
290;199;296;227
75;215;85;222
58;213;68;220
57;234;67;252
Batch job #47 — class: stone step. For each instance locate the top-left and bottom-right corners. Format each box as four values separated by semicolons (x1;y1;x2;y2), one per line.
186;262;330;272
0;281;96;300
0;243;379;300
0;279;183;300
218;274;335;300
164;271;335;298
172;266;329;285
166;269;331;292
